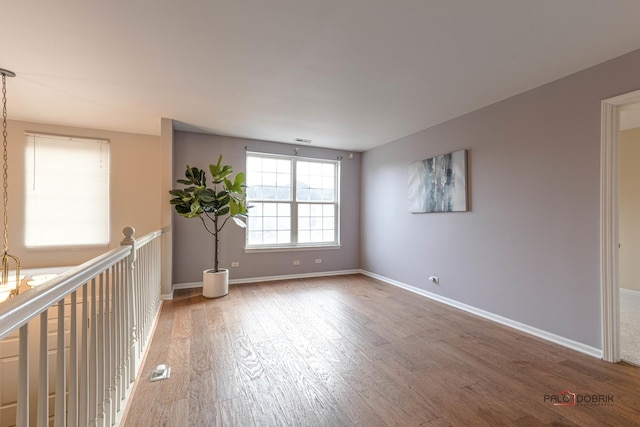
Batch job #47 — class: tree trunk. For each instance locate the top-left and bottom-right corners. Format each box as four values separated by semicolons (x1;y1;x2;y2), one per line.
214;214;219;272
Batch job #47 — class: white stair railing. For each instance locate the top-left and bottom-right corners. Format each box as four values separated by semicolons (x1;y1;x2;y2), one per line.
0;227;162;427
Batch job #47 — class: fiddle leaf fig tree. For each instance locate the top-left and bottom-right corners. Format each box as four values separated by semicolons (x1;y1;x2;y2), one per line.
169;155;249;272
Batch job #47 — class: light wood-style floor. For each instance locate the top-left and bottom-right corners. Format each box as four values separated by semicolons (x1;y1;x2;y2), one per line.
123;274;640;426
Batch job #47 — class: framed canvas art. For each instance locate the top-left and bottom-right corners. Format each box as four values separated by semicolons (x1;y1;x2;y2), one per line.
408;149;467;213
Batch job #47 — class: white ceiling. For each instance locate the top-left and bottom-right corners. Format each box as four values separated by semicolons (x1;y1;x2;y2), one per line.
4;1;640;151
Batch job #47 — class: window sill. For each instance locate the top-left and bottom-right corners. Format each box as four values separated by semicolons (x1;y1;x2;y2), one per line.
244;244;341;254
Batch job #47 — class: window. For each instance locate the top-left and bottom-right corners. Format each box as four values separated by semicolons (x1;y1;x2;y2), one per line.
25;133;110;248
246;152;339;249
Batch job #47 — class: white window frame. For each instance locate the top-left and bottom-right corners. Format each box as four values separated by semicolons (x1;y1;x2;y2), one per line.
24;133;110;249
245;152;340;252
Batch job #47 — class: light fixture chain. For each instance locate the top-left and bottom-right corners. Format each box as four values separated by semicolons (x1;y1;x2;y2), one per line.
2;73;8;253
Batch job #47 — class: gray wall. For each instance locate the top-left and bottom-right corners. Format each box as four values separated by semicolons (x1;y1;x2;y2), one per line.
361;48;640;349
172;132;361;284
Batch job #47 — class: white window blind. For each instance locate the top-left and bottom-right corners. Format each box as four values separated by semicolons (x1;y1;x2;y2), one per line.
25;133;110;248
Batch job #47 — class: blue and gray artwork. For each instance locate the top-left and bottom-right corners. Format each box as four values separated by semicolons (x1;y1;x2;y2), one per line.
408;149;467;213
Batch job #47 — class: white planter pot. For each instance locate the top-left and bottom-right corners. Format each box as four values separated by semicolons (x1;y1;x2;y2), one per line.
202;269;229;298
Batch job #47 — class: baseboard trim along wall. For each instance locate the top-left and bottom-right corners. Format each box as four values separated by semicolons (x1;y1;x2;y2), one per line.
168;269;361;298
359;269;603;359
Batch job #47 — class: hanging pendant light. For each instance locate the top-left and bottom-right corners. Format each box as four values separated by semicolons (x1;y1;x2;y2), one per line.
0;68;21;303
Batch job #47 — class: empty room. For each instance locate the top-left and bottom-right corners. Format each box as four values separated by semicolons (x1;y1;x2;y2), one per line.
2;1;640;426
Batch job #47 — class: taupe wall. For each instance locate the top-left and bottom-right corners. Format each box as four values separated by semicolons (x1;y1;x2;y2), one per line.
6;120;162;268
160;118;174;297
620;128;640;292
361;48;640;349
172;131;360;284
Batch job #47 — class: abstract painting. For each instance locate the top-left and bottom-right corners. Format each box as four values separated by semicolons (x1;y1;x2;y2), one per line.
408;149;467;213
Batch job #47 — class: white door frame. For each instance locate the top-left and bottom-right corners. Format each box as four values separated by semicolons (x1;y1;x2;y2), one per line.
601;89;640;362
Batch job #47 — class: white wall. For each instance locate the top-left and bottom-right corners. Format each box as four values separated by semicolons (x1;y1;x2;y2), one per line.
620;128;640;292
5;120;162;269
361;48;640;350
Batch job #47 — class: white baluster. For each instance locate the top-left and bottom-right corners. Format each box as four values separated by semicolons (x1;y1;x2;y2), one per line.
136;250;143;357
17;324;29;426
54;300;66;427
79;284;89;425
104;268;112;427
38;312;48;427
89;278;97;426
110;263;120;420
97;273;105;427
69;292;78;427
117;261;128;404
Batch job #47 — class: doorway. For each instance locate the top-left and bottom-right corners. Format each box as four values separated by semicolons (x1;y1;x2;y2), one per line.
601;89;640;363
619;103;640;365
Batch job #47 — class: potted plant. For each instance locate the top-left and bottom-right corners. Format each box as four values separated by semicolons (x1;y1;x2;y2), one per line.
169;155;248;298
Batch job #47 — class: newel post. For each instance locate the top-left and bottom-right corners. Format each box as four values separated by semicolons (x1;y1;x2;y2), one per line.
121;226;138;383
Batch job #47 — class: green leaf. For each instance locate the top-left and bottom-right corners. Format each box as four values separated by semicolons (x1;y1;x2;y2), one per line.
210;156;233;182
232;215;247;228
175;205;191;215
229;199;249;216
198;188;216;203
234;172;246;190
217;206;230;216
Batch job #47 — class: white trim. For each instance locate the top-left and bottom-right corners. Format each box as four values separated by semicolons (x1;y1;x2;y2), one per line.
230;269;359;284
245;151;340;250
620;288;640;297
601;99;620;363
600;88;640;363
170;269;360;291
172;282;201;290
161;292;174;300
360;270;603;359
244;244;341;254
118;298;163;426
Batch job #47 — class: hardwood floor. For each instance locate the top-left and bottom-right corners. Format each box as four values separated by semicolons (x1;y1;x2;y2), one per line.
123;274;640;426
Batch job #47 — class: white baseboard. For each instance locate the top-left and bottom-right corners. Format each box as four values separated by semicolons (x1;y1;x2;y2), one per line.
230;269;360;284
172;282;201;290
620;288;640;297
359;269;603;359
168;269;361;298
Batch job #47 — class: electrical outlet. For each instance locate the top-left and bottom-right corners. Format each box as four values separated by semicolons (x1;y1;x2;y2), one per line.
231;262;239;267
315;259;322;264
293;260;301;265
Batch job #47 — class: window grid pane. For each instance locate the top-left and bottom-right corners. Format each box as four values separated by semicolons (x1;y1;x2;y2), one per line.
246;155;292;201
296;160;336;202
246;202;291;246
297;203;335;244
